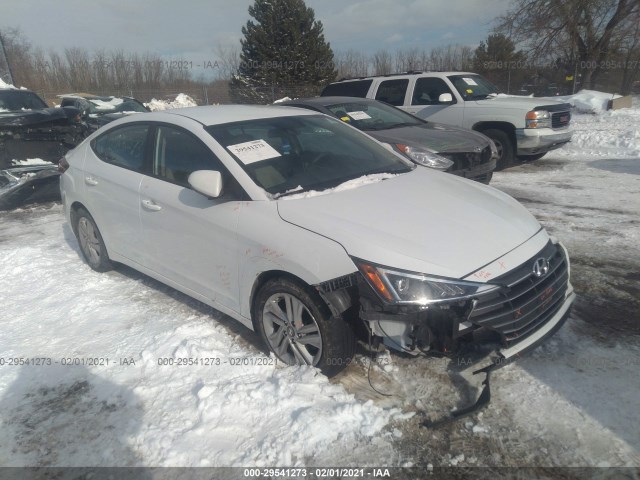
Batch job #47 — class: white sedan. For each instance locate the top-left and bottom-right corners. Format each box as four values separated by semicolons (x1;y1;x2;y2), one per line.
59;105;575;376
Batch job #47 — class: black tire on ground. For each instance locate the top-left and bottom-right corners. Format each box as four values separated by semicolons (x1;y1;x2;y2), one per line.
482;129;515;171
73;207;112;272
518;153;547;162
480;171;493;185
254;277;355;377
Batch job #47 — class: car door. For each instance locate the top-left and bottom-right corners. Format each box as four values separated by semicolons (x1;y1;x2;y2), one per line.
84;123;151;262
402;77;464;126
139;123;244;312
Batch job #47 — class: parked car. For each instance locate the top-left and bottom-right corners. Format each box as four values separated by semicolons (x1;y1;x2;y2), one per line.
321;72;573;170
59;94;149;132
60;106;575;385
277;96;496;184
0;88;85;167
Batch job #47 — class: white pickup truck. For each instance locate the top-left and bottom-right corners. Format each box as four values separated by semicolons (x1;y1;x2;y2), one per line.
321;72;573;170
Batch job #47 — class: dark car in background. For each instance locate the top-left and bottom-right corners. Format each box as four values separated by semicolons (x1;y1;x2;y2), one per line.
59;94;149;132
0;88;85;167
278;96;497;183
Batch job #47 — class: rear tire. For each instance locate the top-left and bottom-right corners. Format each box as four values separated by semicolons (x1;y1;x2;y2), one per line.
483;129;514;171
254;278;355;377
73;208;112;272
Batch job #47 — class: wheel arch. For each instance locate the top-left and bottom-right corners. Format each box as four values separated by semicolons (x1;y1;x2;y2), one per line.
68;201;113;258
473;121;516;145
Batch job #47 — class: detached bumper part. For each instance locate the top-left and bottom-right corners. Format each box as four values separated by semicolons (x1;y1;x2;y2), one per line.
423;286;574;427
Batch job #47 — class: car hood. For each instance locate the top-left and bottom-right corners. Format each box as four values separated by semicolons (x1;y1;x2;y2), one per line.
471;95;570;111
277;168;541;279
366;123;489;153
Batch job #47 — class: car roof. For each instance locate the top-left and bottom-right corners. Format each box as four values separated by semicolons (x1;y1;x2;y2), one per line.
160;104;317;126
282;96;378;107
332;72;475;82
59;93;137;101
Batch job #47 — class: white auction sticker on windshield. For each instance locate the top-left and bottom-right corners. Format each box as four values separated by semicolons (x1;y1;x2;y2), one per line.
462;77;478;86
347;110;371;120
227;139;281;164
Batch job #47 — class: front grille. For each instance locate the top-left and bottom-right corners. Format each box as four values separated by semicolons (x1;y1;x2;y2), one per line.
551;111;571;128
468;242;569;346
441;146;493;170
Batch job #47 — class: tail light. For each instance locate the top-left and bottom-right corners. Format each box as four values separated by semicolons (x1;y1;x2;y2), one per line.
58;157;70;173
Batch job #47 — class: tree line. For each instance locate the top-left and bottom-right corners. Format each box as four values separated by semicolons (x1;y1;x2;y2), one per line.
1;0;639;104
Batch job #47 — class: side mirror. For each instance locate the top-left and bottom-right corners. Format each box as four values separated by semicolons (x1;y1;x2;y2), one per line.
188;170;223;198
438;93;454;103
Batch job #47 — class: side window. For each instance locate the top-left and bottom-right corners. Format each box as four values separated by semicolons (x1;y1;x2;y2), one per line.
92;124;150;172
153;125;244;199
412;78;454;105
375;79;409;106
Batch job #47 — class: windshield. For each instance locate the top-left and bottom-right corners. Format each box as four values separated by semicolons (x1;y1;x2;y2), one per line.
89;97;148;114
0;90;48;111
447;74;500;100
324;101;424;131
207;114;413;196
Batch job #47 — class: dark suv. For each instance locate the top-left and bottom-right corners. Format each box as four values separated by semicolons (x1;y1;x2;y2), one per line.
0;88;85;167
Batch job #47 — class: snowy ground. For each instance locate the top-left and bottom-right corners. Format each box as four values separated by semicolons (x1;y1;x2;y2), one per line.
0;102;639;469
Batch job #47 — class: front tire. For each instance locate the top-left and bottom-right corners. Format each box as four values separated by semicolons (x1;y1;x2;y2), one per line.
483;129;515;171
254;278;355;376
74;208;112;272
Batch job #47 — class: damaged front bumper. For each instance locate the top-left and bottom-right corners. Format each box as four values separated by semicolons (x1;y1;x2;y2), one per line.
0;165;61;210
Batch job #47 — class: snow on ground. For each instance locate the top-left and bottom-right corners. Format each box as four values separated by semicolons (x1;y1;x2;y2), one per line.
145;93;198;111
0;208;404;466
0;97;639;468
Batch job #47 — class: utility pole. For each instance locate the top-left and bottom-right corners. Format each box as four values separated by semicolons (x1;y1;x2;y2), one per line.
0;32;15;85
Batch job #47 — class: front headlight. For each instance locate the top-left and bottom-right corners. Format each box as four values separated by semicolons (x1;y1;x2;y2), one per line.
525;110;551;129
394;144;454;171
355;259;500;305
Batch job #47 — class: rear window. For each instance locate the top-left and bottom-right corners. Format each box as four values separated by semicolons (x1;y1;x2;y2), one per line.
320;80;373;98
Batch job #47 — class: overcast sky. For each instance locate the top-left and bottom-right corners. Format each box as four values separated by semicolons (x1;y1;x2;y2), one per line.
3;0;510;71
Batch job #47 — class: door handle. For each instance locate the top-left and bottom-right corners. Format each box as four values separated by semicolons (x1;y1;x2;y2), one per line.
84;176;98;186
141;199;162;211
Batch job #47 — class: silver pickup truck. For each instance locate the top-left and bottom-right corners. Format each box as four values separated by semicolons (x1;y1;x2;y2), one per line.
321;72;572;170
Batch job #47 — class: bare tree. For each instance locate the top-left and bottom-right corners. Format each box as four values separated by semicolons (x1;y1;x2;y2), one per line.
497;0;640;88
372;49;392;75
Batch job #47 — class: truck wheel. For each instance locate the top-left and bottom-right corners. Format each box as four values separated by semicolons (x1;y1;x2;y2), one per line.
483;129;514;171
254;277;355;377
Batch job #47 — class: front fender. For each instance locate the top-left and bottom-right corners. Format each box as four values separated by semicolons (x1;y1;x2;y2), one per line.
236;201;357;319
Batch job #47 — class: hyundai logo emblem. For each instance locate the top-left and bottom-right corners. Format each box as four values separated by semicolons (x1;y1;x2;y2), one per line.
532;257;550;277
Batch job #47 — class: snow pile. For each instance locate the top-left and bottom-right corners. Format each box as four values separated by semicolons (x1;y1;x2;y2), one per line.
10;158;53;167
558;103;640;157
555;89;622;113
145;93;197;111
0;78;17;89
0;207;400;466
273;96;292;104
